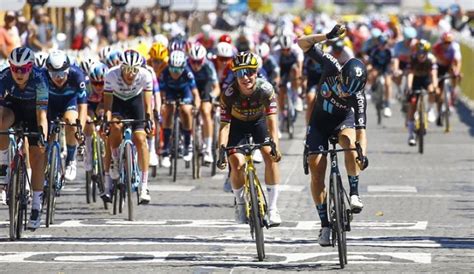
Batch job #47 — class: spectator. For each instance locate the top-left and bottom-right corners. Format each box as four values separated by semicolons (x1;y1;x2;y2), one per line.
17;16;28;46
0;11;21;58
27;6;51;51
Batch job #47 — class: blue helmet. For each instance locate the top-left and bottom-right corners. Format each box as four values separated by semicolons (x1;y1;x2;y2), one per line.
105;50;123;68
403;27;417;40
339;58;367;96
89;62;109;82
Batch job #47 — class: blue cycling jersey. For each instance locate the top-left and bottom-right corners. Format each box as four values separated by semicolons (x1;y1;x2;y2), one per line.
188;59;218;92
159;66;197;93
0;66;49;110
45;65;88;104
369;48;392;72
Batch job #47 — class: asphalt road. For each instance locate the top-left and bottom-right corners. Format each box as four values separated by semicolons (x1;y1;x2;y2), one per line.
0;98;473;273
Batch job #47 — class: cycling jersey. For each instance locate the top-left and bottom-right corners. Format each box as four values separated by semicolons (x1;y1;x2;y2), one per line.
304;45;367;152
393;40;417;70
144;64;160;94
188;59;218;102
303;52;323;93
0;67;49;145
46;65;87;119
104;66;153;101
274;44;304;77
261;56;280;86
220;77;277;123
409;53;437;77
369;47;392;73
160;66;196;104
432;41;461;67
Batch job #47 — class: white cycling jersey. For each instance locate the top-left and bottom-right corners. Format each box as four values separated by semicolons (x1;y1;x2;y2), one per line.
104;66;153;101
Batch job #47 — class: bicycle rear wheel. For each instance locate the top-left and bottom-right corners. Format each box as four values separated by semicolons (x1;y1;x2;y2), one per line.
112;180;119;215
211;112;219;176
248;171;265;261
443;82;451;133
331;172;346;269
85;171;92;204
172;117;179;182
124;144;135;221
417;94;425;154
286;91;295;139
9;156;20;240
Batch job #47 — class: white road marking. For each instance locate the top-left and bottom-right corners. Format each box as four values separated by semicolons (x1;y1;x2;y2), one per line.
293;220;428;230
211;174;226;180
364;194;464;198
0;251;431;264
367;185;417;193
148;185;196;192
61;188;81;192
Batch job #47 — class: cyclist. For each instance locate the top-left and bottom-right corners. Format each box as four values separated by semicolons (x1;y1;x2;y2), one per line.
188;44;220;164
275;34;304;122
104;49;123;68
148;42;169;78
79;57;97;76
98;46;112;64
217;52;282;227
195;24;216;52
160;50;201;168
213;42;234;91
393;27;418;90
367;34;393;118
255;42;280;93
0;47;48;229
84;62;111;199
45;50;88;181
406;40;438;146
103;49;154;204
298;24;369;246
432;31;462;126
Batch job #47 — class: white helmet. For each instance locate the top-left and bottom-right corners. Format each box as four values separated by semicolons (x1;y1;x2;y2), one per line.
98;46;112;62
169;50;187;68
256;42;270;59
34;52;49;68
67;55;78;67
216;42;234;58
121;50;142;67
46;50;70;71
153;34;169;48
80;57;96;74
188;44;207;61
9;47;34;66
279;35;293;50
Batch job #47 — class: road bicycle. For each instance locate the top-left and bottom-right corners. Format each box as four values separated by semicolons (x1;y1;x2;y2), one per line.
413;88;428;154
0;127;44;240
106;119;148;221
304;136;364;269
44;119;82;227
218;135;277;261
85;117;107;209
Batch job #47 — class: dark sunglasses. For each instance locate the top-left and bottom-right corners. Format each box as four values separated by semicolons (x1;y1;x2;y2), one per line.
169;66;184;74
91;81;104;86
234;68;257;79
10;63;33;74
121;65;139;74
190;59;205;65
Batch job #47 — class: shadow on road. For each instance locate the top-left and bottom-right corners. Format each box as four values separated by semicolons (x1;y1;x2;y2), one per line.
456;100;474;136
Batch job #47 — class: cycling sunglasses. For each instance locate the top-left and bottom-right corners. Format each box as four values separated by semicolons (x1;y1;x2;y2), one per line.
121;65;139;75
169;66;184;74
189;59;205;65
234;68;257;79
48;68;69;79
10;63;33;74
91;81;104;87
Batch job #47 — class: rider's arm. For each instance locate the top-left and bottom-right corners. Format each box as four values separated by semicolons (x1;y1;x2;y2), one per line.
218;93;231;148
352;90;367;156
298;34;328;52
407;69;414;91
208;63;221;98
143;69;154;119
76;71;88;129
356;129;367;157
262;82;279;148
103;74;114;122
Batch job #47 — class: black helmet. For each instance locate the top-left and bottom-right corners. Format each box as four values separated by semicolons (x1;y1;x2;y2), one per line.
339;58;367;95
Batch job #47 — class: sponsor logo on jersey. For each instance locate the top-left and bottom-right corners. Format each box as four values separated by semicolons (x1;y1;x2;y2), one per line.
322;52;342;71
224;87;233;96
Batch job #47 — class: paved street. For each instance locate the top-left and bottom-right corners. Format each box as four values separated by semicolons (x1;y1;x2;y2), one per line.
0;99;473;272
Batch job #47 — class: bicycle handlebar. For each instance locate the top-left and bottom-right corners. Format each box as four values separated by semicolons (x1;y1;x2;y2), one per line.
307;141;364;161
0;129;45;146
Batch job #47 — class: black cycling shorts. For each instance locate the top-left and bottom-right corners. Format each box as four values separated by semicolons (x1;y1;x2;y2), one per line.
1;97;41;146
197;82;213;103
227;117;269;155
112;93;145;131
306;112;355;153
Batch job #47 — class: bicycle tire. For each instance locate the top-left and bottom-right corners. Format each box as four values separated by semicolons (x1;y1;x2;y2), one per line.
248;171;265;261
211;112;219;176
125;144;134;221
192;117;201;179
172;116;179;182
287;111;294;139
9;155;20;241
96;138;108;210
17;159;28;239
46;145;59;227
331;172;345;269
418;94;425;154
85;171;92;204
443;81;451;133
112;180;119;215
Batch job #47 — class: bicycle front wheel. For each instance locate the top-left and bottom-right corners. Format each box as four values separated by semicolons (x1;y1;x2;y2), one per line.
443;84;451;133
248;171;265;261
331;172;346;269
125;144;134;221
172;117;179;182
46;146;59;227
9;156;21;240
211;112;219;176
192;117;201;180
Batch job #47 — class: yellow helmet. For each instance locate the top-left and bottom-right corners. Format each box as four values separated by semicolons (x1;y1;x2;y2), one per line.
231;52;259;71
149;43;169;62
303;24;313;35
